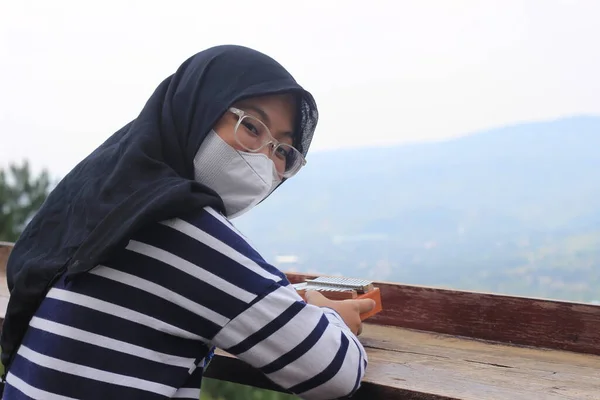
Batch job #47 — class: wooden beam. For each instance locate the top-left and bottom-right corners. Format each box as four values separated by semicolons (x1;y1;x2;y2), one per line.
1;244;600;356
0;242;11;322
1;244;599;357
206;324;600;399
204;349;458;399
286;272;600;356
0;242;11;275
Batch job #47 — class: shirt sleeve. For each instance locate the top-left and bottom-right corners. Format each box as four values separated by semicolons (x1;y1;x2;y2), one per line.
165;208;368;399
210;282;368;399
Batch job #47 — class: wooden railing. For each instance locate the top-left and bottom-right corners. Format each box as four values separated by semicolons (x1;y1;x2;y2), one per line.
0;243;10;319
206;272;600;399
1;242;599;399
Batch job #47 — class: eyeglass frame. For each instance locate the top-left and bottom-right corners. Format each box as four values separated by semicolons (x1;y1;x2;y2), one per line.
228;107;307;178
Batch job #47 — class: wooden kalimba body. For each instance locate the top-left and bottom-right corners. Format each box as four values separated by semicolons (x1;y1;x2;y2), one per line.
293;276;383;321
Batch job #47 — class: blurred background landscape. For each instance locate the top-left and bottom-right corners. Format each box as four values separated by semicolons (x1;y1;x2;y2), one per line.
236;115;600;304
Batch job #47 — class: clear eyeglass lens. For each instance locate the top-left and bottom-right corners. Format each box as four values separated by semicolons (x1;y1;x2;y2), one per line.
234;115;305;178
234;115;270;151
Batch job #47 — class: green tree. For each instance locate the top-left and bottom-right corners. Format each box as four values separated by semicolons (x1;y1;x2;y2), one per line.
201;378;297;400
0;161;51;242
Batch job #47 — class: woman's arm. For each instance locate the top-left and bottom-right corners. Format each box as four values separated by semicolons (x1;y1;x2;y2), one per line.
159;208;368;399
210;281;368;399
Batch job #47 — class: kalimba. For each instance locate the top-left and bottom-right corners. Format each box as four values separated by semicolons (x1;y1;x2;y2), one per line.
293;277;383;320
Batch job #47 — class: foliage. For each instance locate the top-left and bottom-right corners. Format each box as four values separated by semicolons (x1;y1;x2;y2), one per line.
200;379;298;400
0;161;51;242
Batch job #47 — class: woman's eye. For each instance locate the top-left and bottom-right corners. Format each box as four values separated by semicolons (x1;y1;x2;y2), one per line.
275;147;289;160
241;120;260;136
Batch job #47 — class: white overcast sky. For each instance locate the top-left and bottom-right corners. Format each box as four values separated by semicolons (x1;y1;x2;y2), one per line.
1;0;599;177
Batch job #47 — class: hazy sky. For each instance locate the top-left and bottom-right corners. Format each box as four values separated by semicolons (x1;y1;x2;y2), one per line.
1;0;599;177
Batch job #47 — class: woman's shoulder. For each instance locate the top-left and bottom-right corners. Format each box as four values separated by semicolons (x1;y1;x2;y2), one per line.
147;206;287;283
161;206;250;246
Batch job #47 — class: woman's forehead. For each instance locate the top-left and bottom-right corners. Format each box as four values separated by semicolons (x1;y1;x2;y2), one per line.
237;94;296;133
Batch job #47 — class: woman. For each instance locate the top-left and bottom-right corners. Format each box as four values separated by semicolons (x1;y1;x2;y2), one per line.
0;45;374;399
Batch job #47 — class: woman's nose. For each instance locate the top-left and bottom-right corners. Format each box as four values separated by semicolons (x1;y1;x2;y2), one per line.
258;145;272;158
261;144;285;176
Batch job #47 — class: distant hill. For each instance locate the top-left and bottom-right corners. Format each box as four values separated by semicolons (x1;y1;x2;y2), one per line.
235;116;600;303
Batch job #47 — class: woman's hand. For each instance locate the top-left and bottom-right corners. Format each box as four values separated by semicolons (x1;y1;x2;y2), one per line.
305;290;376;336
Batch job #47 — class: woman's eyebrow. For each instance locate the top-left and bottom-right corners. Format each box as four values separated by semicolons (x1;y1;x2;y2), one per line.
244;105;294;139
245;105;271;125
282;131;294;141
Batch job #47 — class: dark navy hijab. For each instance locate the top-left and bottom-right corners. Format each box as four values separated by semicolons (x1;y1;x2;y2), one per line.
0;45;318;372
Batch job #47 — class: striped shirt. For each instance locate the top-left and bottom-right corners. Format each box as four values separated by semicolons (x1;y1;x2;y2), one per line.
3;207;367;399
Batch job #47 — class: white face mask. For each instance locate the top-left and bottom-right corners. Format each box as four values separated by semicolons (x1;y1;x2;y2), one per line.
193;130;282;219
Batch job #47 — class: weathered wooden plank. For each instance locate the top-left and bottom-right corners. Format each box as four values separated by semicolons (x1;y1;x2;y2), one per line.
206;324;600;400
0;242;11;275
1;245;600;357
0;242;11;322
362;324;600;372
360;324;600;400
286;272;600;356
204;350;457;400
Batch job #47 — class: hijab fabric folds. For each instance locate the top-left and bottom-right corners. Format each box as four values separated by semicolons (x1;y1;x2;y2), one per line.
0;45;318;372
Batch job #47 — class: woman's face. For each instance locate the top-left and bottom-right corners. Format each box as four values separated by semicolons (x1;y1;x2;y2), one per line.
213;93;296;177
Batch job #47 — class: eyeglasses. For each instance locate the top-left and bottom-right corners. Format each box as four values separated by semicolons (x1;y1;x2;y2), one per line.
229;107;306;178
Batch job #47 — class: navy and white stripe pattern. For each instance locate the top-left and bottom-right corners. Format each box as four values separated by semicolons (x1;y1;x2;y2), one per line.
3;207;367;399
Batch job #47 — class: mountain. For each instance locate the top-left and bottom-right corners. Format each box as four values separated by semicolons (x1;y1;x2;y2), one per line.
234;116;600;303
